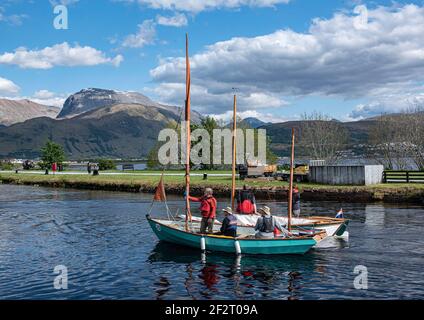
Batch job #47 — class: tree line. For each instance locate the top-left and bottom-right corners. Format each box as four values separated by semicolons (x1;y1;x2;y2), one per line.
147;116;278;170
297;107;424;170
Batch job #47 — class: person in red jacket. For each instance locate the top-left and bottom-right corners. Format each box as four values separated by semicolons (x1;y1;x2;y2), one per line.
189;188;217;234
236;185;257;215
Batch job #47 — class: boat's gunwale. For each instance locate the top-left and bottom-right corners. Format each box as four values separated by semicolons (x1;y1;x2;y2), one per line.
180;213;348;227
147;215;324;242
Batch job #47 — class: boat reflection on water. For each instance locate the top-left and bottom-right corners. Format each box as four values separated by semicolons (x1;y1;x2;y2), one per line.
148;242;320;300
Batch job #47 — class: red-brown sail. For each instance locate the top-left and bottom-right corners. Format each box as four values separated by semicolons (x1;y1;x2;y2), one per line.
185;34;192;230
153;174;167;202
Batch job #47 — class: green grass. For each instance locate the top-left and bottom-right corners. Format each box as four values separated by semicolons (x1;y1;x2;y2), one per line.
2;171;424;191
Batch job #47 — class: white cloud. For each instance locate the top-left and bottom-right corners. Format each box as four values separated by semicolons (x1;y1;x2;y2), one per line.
150;4;424;117
145;82;289;115
156;13;188;27
350;91;424;119
1;90;67;108
211;109;289;123
33;90;56;100
122;20;156;48
0;6;27;26
120;0;290;13
0;77;20;95
30;93;67;108
0;42;123;69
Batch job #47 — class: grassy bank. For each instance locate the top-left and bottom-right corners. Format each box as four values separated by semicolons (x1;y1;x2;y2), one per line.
1;172;424;203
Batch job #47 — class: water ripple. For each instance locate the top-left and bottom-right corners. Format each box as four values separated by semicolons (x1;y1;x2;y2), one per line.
0;184;423;300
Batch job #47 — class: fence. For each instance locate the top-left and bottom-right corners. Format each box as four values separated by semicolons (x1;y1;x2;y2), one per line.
383;171;424;183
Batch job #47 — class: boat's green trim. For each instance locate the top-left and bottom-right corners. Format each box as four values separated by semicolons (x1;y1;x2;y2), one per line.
334;220;349;236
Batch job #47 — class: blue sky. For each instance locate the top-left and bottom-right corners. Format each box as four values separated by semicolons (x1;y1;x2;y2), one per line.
1;0;424;122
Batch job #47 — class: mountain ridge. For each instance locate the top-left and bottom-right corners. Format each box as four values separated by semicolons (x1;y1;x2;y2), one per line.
0;103;180;159
0;98;59;126
57;88;202;122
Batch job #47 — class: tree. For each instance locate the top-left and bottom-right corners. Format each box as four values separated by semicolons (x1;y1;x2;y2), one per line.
298;111;348;164
403;105;424;170
368;106;424;170
40;141;65;169
200;116;220;170
368;114;408;170
147;144;161;170
98;159;116;171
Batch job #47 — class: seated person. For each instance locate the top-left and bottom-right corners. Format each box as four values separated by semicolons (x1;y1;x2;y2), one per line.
236;185;257;215
220;207;238;237
254;206;290;239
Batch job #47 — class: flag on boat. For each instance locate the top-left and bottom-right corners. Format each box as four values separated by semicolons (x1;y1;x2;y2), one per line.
153;174;167;202
335;209;344;218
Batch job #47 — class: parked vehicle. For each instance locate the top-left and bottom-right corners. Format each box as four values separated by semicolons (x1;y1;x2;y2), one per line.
274;164;310;182
237;163;277;179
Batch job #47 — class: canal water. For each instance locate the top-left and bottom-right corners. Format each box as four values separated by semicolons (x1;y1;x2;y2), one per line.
0;184;422;300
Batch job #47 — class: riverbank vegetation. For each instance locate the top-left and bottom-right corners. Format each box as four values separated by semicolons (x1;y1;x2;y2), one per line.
1;172;423;203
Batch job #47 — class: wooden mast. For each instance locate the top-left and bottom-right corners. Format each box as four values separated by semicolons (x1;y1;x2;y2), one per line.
185;33;192;230
231;94;237;211
287;128;295;232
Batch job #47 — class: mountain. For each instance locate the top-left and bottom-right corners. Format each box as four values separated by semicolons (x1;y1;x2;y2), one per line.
0;88;206;159
240;117;269;128
57;88;202;122
0;103;180;159
0;99;59;126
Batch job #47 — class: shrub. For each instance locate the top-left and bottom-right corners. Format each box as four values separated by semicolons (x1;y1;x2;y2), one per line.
98;159;116;171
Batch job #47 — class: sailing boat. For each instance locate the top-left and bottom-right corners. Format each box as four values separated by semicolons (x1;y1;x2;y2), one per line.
185;93;349;240
146;35;326;255
232;127;349;239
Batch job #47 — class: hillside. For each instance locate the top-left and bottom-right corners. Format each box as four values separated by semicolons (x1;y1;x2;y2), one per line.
240;117;269;128
263;119;376;156
0;103;179;159
0;99;59;126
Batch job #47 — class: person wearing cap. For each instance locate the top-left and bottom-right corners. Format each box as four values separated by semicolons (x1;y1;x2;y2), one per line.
188;188;217;234
220;207;238;237
254;206;290;239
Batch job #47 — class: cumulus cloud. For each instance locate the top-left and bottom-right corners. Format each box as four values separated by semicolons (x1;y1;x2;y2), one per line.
150;4;424;118
350;91;424;119
156;13;188;27
0;77;20;95
145;82;288;115
122;20;156;48
119;0;290;13
1;90;67;108
0;42;123;69
211;109;289;123
30;90;67;107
